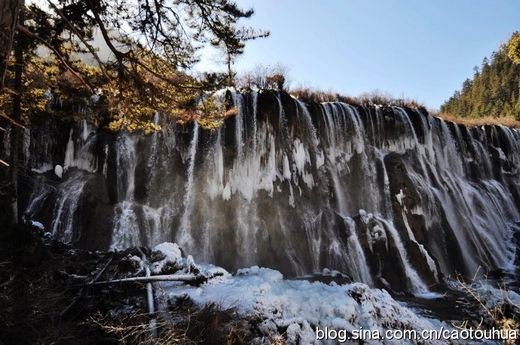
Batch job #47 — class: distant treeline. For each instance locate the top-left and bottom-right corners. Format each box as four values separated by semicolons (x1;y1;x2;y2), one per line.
441;35;520;120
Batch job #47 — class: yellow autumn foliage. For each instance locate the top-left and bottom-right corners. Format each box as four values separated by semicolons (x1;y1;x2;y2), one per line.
1;55;59;124
1;50;235;132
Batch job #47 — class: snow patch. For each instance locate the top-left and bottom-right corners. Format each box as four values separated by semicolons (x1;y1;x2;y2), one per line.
159;263;446;344
31;220;45;230
54;164;63;178
151;243;184;274
31;163;54;174
396;189;405;205
151;242;229;279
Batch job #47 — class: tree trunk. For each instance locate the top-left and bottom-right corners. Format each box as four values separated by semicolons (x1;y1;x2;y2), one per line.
0;0;22;88
9;29;22;225
88;274;200;286
5;1;23;226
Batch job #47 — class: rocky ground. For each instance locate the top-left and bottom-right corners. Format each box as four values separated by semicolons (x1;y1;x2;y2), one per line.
0;223;263;345
1;223;519;345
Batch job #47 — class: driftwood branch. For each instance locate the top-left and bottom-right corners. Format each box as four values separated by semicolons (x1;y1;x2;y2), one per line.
139;248;158;338
145;265;157;337
0;159;9;167
60;258;113;319
91;258;113;283
89;274;200;286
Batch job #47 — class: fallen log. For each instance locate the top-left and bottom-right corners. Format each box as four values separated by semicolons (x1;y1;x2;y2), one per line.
61;258;113;320
138;248;157;338
89;274;201;286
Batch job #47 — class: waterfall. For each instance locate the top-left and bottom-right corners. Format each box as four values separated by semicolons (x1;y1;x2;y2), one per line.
21;90;520;294
111;134;139;249
50;171;88;243
177;123;200;251
377;216;429;293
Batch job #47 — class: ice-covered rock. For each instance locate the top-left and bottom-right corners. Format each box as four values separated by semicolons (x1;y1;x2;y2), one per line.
150;242;229;279
54;164;63;178
30;220;45;230
151;242;184;274
118;255;145;277
396;189;405;206
159;264;448;344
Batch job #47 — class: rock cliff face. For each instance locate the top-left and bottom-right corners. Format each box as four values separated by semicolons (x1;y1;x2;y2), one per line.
10;90;520;293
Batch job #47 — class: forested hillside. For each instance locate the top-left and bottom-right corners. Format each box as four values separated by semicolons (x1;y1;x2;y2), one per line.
441;34;520;120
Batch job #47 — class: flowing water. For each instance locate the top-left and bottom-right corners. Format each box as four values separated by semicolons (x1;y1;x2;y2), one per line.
17;91;520;293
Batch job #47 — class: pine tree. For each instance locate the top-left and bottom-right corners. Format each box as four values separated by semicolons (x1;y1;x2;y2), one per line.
0;0;268;225
441;33;520;121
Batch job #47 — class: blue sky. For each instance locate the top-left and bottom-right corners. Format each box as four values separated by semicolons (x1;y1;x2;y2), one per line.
197;0;520;110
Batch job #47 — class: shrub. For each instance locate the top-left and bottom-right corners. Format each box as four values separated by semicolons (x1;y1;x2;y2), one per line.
290;87;424;109
237;64;289;91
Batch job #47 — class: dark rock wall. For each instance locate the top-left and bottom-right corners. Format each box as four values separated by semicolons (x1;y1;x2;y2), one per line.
15;90;520;293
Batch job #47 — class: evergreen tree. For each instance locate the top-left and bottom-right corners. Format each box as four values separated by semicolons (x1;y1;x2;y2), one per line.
508;31;520;64
441;33;520;120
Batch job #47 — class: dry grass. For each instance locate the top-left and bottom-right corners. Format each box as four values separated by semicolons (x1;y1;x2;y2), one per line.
290;87;424;109
89;303;254;345
270;334;286;345
455;275;520;345
0;223;259;345
289;88;340;103
436;112;520;128
89;311;193;345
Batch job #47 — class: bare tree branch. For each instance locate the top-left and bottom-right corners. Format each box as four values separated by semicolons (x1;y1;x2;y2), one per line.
85;0;128;63
17;24;94;93
0;110;25;128
45;0;110;79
